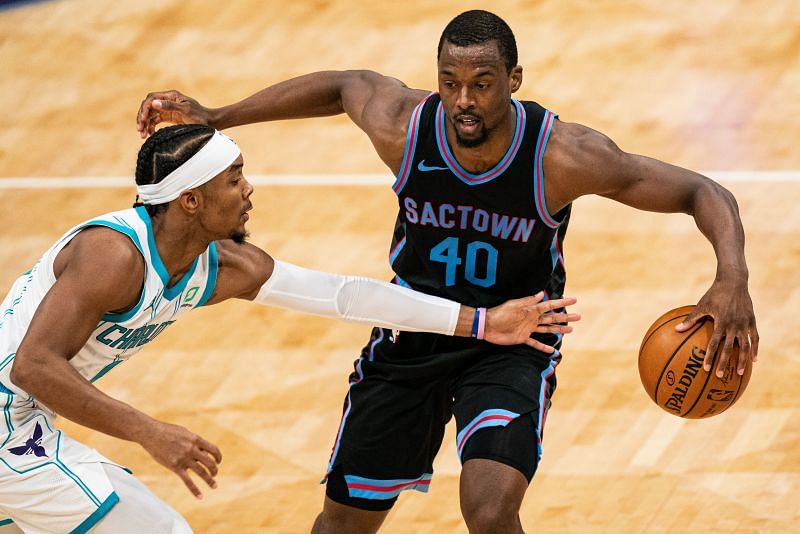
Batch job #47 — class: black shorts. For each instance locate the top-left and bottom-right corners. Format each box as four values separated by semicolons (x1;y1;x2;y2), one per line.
322;328;560;511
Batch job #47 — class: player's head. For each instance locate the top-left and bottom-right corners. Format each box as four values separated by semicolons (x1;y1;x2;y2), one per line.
135;124;253;244
437;10;522;148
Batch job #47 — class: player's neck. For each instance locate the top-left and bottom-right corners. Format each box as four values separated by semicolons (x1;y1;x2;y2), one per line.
150;213;212;287
446;101;516;174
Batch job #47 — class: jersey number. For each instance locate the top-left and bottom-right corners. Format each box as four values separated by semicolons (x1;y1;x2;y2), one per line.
430;237;497;288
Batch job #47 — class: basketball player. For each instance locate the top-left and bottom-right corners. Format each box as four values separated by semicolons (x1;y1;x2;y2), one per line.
0;124;578;533
136;10;759;533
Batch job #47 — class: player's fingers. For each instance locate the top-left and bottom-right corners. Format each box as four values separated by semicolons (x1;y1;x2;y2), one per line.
176;469;203;499
524;338;556;353
715;336;736;378
752;330;760;361
187;460;217;490
738;334;751;376
194;449;219;477
704;333;722;372
534;324;573;334
545;297;577;311
197;437;222;463
675;311;703;332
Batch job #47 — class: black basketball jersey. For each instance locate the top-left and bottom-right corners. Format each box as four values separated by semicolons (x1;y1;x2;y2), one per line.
389;93;571;309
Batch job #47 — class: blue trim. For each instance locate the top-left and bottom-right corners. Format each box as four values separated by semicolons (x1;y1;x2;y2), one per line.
2;392;13;444
345;473;432;500
0;518;12;526
532;111;560;228
536;360;557;459
134;206;200;301
435;99;526;185
388;237;406;266
0;353;14;372
368;329;384;362
325;357;365;476
70;492;119;534
197;241;219;307
456;408;519;459
392;94;433;194
393;275;410;289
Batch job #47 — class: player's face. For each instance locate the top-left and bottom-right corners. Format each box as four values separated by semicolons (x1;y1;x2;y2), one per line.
437;40;522;148
199;155;253;244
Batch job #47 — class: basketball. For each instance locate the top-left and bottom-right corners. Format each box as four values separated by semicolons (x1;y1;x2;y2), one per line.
638;305;752;419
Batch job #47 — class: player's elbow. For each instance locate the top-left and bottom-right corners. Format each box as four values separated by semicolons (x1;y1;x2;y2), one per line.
9;353;37;392
687;178;739;217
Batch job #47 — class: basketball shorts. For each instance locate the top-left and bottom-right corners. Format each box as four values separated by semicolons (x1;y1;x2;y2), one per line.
323;328;560;511
0;384;191;533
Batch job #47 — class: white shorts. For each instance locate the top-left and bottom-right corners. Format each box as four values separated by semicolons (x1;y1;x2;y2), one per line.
0;387;191;533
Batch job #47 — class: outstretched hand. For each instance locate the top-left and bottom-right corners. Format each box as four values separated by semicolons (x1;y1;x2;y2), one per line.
136;90;212;138
139;420;222;499
483;292;580;351
675;281;758;378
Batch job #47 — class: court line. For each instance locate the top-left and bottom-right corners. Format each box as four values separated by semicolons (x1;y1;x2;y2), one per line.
0;171;798;189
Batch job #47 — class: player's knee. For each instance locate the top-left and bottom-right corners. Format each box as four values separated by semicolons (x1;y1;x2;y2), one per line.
461;499;522;534
312;497;388;534
154;510;193;534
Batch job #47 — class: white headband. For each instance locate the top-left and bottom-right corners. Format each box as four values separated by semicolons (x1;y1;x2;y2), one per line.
136;130;241;205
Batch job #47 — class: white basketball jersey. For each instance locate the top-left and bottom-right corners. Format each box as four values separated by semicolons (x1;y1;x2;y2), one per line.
0;206;218;407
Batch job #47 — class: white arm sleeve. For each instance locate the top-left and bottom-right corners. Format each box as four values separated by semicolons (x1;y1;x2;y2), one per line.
254;260;460;335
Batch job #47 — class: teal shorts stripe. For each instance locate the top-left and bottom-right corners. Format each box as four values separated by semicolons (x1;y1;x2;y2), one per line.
70;491;119;534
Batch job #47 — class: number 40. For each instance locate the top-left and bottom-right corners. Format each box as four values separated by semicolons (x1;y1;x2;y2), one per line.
429;237;497;288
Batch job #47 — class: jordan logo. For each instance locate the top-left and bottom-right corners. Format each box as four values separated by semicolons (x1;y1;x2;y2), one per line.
8;422;47;457
417;160;448;172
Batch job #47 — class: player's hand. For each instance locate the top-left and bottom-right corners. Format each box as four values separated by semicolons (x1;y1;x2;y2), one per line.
139;420;222;499
484;292;580;351
136;90;213;138
675;280;758;378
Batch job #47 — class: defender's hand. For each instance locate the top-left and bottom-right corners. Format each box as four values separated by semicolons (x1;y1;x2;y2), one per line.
136;90;213;138
675;281;758;378
484;292;580;351
139;421;222;499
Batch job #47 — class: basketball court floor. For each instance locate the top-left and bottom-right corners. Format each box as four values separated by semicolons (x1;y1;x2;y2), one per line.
1;1;798;531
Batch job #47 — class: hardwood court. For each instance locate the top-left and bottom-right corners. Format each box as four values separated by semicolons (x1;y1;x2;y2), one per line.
1;1;799;532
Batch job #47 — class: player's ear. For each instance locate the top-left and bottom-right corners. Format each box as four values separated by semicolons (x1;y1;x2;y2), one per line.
179;189;201;214
509;65;522;93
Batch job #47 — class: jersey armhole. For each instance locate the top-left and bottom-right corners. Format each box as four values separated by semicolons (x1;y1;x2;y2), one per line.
392;92;435;194
532;111;567;229
197;241;219;307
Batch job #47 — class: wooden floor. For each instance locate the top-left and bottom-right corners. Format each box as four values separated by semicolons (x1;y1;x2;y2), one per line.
1;1;799;532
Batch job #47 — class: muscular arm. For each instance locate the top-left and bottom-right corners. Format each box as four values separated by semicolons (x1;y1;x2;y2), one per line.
10;227;153;440
9;227;221;498
203;240;579;350
544;120;757;373
136;71;429;174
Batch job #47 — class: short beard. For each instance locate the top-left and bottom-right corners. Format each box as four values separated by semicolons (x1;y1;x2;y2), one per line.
231;230;249;245
455;127;489;148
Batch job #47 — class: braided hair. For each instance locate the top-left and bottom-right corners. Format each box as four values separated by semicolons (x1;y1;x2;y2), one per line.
437;10;518;73
133;124;216;217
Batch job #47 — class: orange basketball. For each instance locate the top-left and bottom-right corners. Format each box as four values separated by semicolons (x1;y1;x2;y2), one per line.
638;305;752;419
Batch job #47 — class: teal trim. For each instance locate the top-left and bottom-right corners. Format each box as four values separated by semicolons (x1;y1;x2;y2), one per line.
78;220;147;323
135;206;170;285
70;492;119;534
0;353;14;372
90;359;122;383
134;206;201;300
1;393;13;446
54;460;101;506
197;241;219;307
0;519;13;526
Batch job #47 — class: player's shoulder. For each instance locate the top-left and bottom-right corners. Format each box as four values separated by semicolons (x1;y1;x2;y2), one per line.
546;119;620;173
210;240;273;302
61;225;143;274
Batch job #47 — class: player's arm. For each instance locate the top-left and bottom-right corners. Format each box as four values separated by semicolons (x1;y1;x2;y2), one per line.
204;240;580;352
136;71;428;173
544;120;757;376
8;227;221;499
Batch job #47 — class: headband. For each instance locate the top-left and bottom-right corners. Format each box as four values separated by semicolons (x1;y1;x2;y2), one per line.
136;130;241;205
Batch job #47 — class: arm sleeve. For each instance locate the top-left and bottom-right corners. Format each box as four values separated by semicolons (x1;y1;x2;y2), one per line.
253;260;460;335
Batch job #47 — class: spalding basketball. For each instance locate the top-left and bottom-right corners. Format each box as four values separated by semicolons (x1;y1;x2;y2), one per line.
638;305;751;419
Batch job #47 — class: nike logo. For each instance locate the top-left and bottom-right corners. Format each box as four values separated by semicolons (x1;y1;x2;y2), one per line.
417;160;449;172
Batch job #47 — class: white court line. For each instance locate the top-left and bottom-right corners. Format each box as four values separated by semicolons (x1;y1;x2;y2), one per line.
0;171;798;189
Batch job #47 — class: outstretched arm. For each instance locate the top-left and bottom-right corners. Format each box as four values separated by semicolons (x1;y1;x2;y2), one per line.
544;120;757;375
206;241;580;352
9;227;221;499
136;71;428;173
